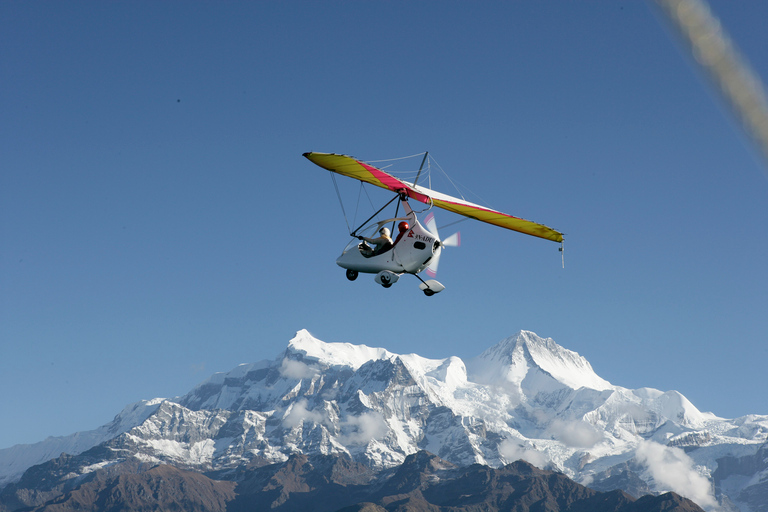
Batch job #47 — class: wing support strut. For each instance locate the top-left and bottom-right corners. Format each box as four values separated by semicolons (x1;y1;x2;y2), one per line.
350;193;402;237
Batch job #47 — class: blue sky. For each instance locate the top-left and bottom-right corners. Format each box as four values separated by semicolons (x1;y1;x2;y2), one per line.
2;1;767;450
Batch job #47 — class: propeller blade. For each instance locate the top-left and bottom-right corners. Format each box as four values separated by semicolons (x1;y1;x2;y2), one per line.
426;247;442;277
423;213;458;277
442;232;461;247
424;212;440;277
424;212;438;238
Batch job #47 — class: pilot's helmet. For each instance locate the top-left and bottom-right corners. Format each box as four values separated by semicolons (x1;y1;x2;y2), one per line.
398;221;409;232
379;227;391;237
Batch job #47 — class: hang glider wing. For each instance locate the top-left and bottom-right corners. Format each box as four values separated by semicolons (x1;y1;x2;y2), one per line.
303;152;432;203
303;152;563;243
412;182;564;243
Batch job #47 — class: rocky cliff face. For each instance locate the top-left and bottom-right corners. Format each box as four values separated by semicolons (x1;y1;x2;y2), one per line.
1;330;766;511
2;451;705;512
713;441;768;512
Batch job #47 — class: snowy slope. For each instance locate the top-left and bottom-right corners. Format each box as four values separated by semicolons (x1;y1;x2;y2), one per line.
0;399;162;487
1;329;766;511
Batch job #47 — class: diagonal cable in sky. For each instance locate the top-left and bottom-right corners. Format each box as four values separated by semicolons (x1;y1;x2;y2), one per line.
655;0;768;177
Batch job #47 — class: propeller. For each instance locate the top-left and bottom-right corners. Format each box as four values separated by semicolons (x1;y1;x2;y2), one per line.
441;232;461;247
424;213;460;277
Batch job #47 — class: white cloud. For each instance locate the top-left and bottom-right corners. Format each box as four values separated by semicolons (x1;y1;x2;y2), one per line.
282;399;324;429
498;438;548;468
341;412;387;446
635;440;717;510
547;419;602;448
280;359;319;379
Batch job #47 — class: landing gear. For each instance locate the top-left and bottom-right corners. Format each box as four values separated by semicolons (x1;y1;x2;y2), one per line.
346;269;358;281
417;278;445;296
375;270;399;288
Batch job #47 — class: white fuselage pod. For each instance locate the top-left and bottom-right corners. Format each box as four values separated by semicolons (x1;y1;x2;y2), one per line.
336;206;439;275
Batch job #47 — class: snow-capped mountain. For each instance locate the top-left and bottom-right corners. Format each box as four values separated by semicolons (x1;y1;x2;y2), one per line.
1;330;766;512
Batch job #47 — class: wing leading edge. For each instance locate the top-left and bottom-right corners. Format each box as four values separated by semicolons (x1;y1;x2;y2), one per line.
303;152;563;243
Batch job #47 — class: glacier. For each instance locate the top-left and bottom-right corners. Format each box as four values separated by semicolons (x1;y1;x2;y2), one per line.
1;329;766;511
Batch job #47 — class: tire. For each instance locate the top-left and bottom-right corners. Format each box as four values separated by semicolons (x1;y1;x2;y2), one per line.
346;269;358;281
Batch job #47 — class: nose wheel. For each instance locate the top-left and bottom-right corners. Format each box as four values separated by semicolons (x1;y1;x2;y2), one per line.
346;269;358;281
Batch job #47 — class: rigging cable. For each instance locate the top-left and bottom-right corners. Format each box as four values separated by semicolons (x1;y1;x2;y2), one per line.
435;217;470;231
367;152;427;164
330;172;351;234
351;180;378;232
353;181;364;229
428;155;468;202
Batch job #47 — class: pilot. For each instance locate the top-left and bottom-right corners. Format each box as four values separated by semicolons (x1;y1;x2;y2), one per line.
358;227;393;257
393;221;409;246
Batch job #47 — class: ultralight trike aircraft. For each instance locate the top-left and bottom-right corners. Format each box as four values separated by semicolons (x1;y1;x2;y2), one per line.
303;152;564;296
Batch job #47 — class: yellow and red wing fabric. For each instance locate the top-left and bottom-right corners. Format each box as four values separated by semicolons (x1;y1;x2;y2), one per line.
303;152;563;243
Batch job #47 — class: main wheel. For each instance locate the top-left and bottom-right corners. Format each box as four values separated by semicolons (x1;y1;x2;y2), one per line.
346;269;358;281
423;289;435;296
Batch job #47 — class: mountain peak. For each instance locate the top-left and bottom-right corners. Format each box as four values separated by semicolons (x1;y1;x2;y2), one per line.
287;329;393;370
469;330;612;391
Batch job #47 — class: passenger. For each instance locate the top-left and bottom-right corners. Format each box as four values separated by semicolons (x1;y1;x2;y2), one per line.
358;227;393;257
393;221;409;246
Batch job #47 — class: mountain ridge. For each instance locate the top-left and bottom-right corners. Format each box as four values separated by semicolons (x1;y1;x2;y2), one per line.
2;450;707;512
1;329;766;511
